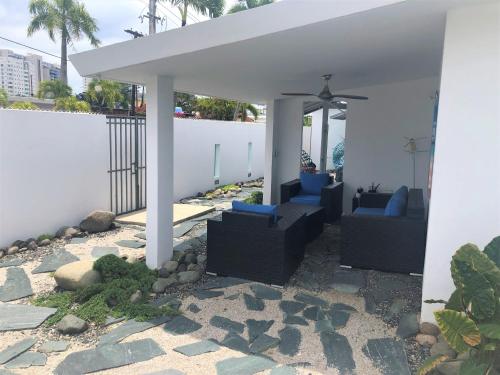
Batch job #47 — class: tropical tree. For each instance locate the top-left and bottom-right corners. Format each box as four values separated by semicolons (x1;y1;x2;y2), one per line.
228;0;273;13
196;97;259;121
163;0;224;27
9;102;40;110
54;96;90;112
27;0;100;84
37;80;72;99
0;88;8;108
85;79;124;113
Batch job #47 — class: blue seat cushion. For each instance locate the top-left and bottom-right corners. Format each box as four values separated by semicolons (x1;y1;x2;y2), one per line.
299;172;330;195
353;207;386;216
290;194;321;206
232;201;277;222
384;185;409;217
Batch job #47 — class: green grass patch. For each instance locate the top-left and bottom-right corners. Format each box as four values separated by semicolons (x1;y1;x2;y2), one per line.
243;191;263;205
37;233;54;242
33;255;179;326
220;184;239;193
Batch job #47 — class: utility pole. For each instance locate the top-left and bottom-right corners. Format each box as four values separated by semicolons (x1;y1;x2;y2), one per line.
145;0;161;35
124;29;144;116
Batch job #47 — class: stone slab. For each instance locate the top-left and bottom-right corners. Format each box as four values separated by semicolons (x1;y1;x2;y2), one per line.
278;326;301;356
32;249;79;274
134;232;147;240
210;316;245;334
0;267;33;302
315;319;335;333
115;204;214;226
145;370;186;375
70;237;88;244
270;366;297;375
38;341;70;353
0;303;56;331
331;310;350;329
250;284;282;300
151;295;182;310
173;340;220;357
331;270;366;294
187;303;201;313
115;240;145;249
362;338;411;375
173;221;198;238
396;313;419;338
216;355;276;375
220;332;249;353
104;316;126;326
279;301;306;315
243;293;265;311
246;319;274;343
302;306;320;321
4;352;47;369
249;334;280;354
0;337;37;364
283;314;309;326
0;259;24;268
192;290;224;300
293;293;328;308
91;246;120;258
331;303;357;313
202;277;249;290
99;317;170;346
53;338;165;375
320;331;356;372
164;316;202;335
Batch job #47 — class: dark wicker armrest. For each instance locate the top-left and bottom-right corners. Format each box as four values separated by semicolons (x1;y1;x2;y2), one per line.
407;189;425;219
280;179;301;203
320;182;343;222
359;192;392;208
221;211;274;229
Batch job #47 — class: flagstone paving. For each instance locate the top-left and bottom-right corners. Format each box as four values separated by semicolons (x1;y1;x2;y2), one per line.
4;351;47;369
173;340;220;357
362;338;411;375
210;315;245;334
98;316;171;346
278;326;301;356
320;331;355;373
0;267;33;301
250;284;282;300
0;304;56;331
91;246;120;258
243;293;265;311
31;248;79;273
215;355;276;375
0;337;37;364
220;332;250;353
0;259;24;268
164;316;202;335
115;239;146;248
246;319;274;342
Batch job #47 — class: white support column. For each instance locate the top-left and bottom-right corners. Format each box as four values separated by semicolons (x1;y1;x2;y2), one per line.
319;103;330;173
263;98;304;204
145;75;174;269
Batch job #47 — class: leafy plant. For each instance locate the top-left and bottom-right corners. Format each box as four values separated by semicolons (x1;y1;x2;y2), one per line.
37;233;54;241
227;0;274;14
0;88;8;108
420;237;500;375
85;79;125;113
8;102;40;110
243;191;263;205
37;80;72;99
54;96;91;112
32;291;75;325
220;184;239;193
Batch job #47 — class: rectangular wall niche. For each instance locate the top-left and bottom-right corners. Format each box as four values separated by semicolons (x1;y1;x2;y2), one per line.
214;143;221;184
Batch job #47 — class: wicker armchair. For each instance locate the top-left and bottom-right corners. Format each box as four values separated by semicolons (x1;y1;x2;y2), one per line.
341;188;427;274
207;209;307;286
280;179;343;223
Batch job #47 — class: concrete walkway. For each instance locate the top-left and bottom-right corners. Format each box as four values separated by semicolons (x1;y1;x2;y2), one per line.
116;204;215;226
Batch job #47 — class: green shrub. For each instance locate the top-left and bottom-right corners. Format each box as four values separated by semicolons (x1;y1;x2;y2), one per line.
220;184;239;193
420;237;500;375
243;191;263;205
54;96;91;112
37;233;54;242
8;101;39;110
32;292;75;325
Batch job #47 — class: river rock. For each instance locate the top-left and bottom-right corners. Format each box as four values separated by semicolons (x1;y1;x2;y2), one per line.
38;239;51;247
54;261;101;291
7;246;19;255
420;322;440;336
178;271;201;284
416;334;437;347
163;261;178;273
79;210;115;233
152;276;177;293
56;315;88;334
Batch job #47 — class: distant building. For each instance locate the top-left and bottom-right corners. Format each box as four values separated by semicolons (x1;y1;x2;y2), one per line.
0;49;61;97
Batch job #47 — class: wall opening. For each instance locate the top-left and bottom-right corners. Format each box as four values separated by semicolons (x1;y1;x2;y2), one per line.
214;143;221;184
247;142;253;177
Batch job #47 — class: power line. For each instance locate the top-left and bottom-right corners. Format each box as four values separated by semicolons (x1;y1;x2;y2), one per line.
0;35;64;61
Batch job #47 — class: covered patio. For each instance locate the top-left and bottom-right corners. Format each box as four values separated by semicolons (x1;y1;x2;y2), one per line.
69;0;500;372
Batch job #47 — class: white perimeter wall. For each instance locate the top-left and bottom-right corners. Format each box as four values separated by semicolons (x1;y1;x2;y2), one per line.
342;76;440;213
0;110;109;247
421;2;500;323
0;110;265;247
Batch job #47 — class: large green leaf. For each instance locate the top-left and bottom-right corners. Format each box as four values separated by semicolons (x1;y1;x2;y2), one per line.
435;310;481;353
446;289;465;311
452;244;500;291
478;324;500;339
484;236;500;268
459;358;489;375
453;261;496;320
417;354;448;375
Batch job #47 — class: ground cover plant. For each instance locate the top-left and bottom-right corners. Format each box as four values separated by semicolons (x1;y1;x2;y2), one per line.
33;255;178;325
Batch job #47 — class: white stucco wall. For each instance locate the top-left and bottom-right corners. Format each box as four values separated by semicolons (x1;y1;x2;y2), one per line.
0;109;109;247
421;2;500;323
342;76;440;213
0;110;265;247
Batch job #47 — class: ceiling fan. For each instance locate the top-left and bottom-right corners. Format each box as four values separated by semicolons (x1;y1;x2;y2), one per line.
281;74;368;105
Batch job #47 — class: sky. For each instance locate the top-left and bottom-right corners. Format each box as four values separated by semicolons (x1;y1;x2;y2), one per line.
0;0;240;93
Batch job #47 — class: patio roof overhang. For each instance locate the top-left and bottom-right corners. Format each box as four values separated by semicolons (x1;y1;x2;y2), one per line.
70;0;485;104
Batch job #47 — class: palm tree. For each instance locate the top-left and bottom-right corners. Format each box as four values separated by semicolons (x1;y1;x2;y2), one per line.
85;79;124;113
27;0;100;84
228;0;273;13
37;80;72;99
163;0;224;27
0;88;8;108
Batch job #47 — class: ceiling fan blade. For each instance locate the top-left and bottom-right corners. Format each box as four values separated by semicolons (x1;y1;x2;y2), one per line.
333;94;368;100
281;93;316;96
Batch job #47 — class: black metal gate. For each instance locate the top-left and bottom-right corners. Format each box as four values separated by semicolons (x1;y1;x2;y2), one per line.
107;115;146;215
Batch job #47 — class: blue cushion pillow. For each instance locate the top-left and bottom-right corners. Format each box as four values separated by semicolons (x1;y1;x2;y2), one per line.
300;172;330;195
384;186;409;217
232;201;277;222
290;194;321;206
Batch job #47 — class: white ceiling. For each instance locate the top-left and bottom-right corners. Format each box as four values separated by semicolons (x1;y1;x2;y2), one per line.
70;0;491;103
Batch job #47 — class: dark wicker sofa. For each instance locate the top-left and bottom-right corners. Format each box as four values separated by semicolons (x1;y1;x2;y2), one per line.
207;209;307;286
280;179;344;223
341;188;427;274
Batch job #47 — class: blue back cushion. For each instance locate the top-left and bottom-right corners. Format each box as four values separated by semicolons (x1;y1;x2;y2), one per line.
384;186;409;217
232;201;277;222
300;172;330;195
